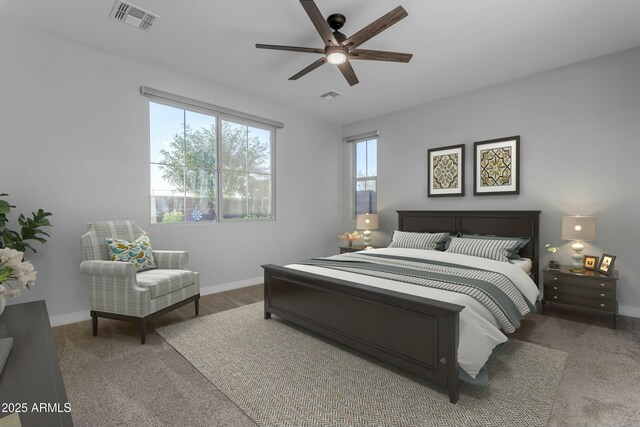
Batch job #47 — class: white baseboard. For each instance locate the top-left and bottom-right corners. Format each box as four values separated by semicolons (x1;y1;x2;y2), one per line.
52;279;637;327
200;276;262;296
50;309;92;327
49;277;262;327
619;304;640;318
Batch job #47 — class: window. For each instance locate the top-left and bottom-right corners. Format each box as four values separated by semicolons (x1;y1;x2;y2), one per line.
147;91;278;224
354;137;377;215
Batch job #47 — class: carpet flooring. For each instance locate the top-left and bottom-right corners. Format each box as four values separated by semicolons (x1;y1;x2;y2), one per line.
52;285;640;427
157;302;566;427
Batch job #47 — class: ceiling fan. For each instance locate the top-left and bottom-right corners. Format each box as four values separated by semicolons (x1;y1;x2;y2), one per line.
256;0;413;86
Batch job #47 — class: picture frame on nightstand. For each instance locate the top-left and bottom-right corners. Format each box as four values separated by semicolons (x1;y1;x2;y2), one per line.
597;253;616;275
583;255;599;271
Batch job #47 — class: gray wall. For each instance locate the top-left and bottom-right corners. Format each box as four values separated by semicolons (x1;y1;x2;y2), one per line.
0;22;343;322
342;46;640;316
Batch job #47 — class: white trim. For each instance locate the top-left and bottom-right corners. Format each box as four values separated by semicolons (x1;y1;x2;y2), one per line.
619;304;640;318
50;284;640;326
200;276;262;296
50;309;92;327
344;130;379;143
49;277;262;327
141;86;284;129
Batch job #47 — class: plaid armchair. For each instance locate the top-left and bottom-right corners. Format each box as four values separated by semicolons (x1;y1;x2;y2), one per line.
80;220;200;344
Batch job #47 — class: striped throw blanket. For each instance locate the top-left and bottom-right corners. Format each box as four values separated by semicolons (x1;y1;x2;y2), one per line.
298;252;535;333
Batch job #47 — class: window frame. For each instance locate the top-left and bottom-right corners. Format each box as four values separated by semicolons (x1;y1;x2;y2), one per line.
352;136;378;217
147;97;277;224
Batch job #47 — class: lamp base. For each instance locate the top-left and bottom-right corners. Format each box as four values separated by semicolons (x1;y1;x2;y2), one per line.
362;230;372;249
570;240;585;273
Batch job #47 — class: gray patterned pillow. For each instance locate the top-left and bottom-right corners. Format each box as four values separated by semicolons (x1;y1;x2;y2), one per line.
445;236;522;262
388;231;450;251
459;234;530;259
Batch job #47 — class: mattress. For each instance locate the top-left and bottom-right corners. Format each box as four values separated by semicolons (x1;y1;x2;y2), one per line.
287;247;539;379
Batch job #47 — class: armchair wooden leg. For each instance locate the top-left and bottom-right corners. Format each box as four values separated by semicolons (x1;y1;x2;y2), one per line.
91;311;98;337
195;298;199;316
140;318;147;345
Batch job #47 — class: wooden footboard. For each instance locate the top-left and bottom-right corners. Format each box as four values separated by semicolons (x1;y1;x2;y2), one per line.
262;264;464;403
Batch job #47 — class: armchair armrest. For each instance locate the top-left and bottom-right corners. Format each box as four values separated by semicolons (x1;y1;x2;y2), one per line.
80;260;150;317
80;260;137;276
152;250;189;270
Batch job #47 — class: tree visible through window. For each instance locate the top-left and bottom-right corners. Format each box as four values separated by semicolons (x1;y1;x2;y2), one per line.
150;102;273;223
354;138;377;215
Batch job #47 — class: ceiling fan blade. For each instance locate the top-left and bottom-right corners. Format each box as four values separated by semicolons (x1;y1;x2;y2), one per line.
348;49;412;63
342;6;408;49
256;44;324;54
289;57;327;81
337;60;359;86
300;0;338;46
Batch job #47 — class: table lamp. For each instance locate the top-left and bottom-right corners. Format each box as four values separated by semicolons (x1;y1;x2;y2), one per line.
561;215;595;273
356;213;378;249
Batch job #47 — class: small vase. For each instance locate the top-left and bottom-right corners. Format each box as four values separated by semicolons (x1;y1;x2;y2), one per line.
0;295;5;316
348;241;353;247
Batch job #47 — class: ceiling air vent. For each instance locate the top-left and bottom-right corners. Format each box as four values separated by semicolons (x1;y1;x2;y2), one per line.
110;1;158;31
320;91;344;102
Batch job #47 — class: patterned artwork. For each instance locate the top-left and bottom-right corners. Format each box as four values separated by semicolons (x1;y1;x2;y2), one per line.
474;136;520;195
480;147;512;187
427;144;464;197
432;153;459;189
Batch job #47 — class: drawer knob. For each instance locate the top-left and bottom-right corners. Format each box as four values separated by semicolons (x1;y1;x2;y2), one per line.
553;277;558;281
600;303;605;307
553;286;558;290
601;293;605;297
600;283;605;287
553;296;558;299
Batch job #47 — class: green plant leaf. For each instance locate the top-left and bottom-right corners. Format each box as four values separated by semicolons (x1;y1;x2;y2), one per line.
0;194;52;253
0;200;11;215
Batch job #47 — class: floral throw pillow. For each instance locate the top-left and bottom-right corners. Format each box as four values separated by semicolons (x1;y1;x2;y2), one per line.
106;234;156;272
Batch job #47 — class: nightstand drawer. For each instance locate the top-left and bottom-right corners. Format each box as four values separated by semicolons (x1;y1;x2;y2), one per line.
544;292;615;312
544;284;613;300
543;272;615;290
542;265;618;328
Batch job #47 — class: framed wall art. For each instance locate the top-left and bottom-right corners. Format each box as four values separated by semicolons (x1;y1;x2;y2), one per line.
474;135;520;196
597;253;616;275
583;255;599;271
427;144;464;197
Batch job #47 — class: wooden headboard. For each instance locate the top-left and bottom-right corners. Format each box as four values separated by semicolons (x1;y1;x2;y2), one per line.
397;210;541;283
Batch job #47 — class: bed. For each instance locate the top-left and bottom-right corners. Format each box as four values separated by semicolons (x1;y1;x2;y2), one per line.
262;210;540;403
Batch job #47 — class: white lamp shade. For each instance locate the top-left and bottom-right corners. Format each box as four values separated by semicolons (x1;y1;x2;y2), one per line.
561;215;595;241
356;214;379;230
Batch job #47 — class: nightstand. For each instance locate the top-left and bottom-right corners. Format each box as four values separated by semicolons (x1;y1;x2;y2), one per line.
542;265;618;328
339;245;376;254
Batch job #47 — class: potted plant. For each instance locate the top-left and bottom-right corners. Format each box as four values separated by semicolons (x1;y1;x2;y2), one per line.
545;244;560;270
0;193;52;313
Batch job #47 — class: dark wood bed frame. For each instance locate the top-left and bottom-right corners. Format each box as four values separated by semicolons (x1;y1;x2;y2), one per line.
262;210;540;403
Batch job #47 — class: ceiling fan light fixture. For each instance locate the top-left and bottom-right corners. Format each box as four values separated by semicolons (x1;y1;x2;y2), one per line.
256;1;411;85
326;48;347;65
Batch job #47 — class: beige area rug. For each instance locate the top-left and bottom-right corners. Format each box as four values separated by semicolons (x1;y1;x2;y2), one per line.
157;302;567;427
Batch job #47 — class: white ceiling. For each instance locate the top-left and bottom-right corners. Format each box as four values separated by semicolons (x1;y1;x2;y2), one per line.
2;0;640;125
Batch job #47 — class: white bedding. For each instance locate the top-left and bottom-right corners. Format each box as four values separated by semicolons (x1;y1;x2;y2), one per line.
286;247;540;378
511;257;532;273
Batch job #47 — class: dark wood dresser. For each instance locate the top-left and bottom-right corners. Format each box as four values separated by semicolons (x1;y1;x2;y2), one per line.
542;265;618;328
0;300;73;427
